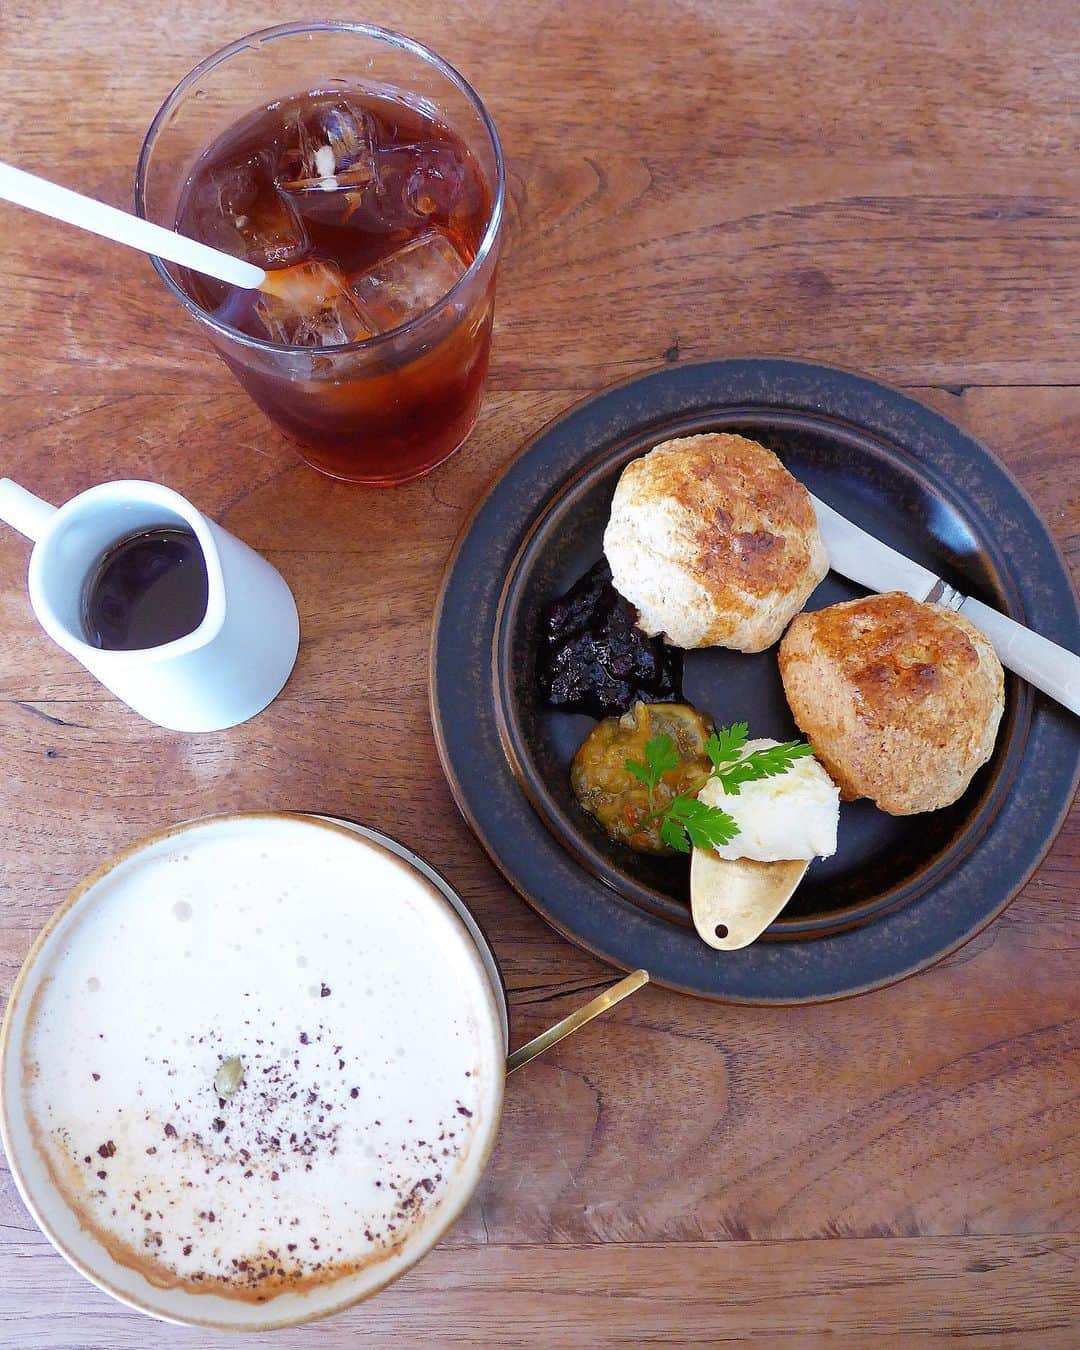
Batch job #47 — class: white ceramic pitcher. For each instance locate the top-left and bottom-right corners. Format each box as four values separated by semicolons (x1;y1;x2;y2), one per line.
0;478;299;732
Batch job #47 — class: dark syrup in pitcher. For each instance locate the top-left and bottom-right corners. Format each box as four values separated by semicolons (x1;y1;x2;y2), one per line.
81;527;209;651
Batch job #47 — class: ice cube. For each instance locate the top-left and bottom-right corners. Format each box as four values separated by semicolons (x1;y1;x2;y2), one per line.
255;260;374;347
333;143;472;235
399;143;471;219
351;232;469;332
275;101;377;223
189;151;309;268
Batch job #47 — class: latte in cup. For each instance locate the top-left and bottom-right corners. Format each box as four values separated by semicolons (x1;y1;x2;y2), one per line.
7;815;503;1321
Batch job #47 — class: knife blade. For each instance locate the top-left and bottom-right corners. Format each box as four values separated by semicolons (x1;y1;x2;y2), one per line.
809;493;1080;717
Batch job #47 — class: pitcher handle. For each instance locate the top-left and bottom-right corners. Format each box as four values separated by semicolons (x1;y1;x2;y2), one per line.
0;478;58;542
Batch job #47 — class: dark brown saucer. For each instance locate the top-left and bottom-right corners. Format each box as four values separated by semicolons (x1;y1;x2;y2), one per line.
431;359;1080;1002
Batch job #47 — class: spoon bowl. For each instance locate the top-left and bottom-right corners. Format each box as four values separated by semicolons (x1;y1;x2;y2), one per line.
690;849;809;950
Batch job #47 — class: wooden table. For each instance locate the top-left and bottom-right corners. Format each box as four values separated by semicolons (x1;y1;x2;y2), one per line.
1;2;1077;1344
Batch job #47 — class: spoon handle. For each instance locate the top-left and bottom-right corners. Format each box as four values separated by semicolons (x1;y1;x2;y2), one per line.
506;969;649;1076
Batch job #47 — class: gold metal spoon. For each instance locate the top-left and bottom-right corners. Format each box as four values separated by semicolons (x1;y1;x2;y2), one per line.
690;848;808;950
506;969;649;1075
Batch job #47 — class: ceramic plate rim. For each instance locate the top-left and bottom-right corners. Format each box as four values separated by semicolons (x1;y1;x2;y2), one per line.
429;357;1080;1003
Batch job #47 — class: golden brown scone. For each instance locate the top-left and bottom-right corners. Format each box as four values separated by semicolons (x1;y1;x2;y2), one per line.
778;592;1005;815
603;433;828;651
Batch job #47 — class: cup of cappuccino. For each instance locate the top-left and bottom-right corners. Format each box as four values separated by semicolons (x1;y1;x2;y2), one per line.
0;813;507;1329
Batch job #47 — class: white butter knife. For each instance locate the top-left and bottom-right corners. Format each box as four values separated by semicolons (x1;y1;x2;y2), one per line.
809;494;1080;717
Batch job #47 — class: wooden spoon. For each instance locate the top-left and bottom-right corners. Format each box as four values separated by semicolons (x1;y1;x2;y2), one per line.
690;848;808;950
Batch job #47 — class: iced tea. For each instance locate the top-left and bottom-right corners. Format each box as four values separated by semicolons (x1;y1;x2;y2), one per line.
174;85;496;482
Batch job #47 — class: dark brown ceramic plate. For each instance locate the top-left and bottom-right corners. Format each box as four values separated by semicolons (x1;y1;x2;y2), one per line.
430;359;1079;1001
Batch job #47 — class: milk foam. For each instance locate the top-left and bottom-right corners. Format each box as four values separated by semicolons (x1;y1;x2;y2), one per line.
21;816;502;1301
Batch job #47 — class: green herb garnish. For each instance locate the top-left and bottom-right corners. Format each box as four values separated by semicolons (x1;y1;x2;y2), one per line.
658;795;741;854
625;724;813;854
624;733;680;793
704;724;814;797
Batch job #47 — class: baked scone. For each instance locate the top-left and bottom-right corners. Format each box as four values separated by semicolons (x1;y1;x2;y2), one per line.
603;433;828;651
778;592;1005;815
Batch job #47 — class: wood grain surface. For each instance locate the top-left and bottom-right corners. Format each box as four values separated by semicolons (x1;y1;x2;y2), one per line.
0;1;1077;1345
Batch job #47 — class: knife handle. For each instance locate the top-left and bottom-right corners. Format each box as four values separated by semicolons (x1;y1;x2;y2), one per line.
960;596;1080;717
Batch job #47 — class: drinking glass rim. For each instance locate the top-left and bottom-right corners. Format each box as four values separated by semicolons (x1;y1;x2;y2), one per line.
134;20;505;356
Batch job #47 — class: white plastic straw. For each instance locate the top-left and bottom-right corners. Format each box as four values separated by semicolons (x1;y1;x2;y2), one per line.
0;161;267;290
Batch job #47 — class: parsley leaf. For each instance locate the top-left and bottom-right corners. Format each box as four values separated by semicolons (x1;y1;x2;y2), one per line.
624;759;655;789
624;733;680;797
714;739;814;796
627;725;813;854
705;722;748;771
670;797;740;851
646;734;681;779
659;813;693;853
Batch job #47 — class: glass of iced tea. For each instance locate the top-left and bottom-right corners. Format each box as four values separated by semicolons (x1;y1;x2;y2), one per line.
136;22;504;484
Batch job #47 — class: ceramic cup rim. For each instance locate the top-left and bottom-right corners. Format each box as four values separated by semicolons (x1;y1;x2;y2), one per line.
0;811;508;1330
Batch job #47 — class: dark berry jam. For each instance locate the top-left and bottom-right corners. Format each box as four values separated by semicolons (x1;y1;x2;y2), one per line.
538;559;683;719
